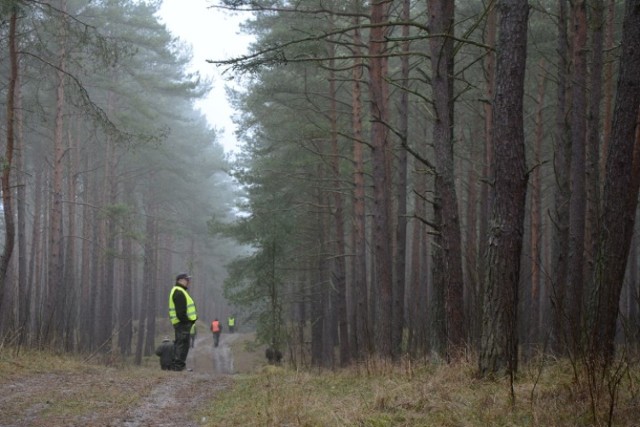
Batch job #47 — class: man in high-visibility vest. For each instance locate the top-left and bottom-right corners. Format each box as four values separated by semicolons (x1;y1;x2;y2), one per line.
169;273;198;371
211;318;222;347
227;316;235;333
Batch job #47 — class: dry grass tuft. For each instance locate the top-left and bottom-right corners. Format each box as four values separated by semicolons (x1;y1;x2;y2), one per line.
203;355;640;426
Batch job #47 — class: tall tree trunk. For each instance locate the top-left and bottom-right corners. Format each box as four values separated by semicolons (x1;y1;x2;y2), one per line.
45;0;68;345
600;0;616;179
15;49;29;346
407;213;426;358
550;0;571;355
135;196;156;365
479;0;529;377
78;151;94;352
97;132;117;353
408;135;430;358
311;175;327;367
428;0;465;358
478;0;497;353
118;181;136;356
350;12;369;359
528;62;546;356
144;220;158;357
464;129;480;350
62;123;79;351
589;0;640;365
369;0;393;359
0;6;18;332
320;164;335;369
28;164;44;344
328;50;349;366
567;0;588;353
583;0;605;325
392;0;410;359
90;182;104;351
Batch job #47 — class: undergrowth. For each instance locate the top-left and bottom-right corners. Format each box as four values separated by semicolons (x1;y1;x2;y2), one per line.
199;356;640;427
2;345;638;426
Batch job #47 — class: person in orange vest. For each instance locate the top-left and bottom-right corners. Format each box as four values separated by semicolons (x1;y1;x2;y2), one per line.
211;318;222;347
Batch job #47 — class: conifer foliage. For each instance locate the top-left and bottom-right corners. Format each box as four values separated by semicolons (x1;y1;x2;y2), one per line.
217;0;640;376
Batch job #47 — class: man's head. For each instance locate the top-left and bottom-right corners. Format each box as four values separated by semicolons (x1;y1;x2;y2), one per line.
176;272;191;285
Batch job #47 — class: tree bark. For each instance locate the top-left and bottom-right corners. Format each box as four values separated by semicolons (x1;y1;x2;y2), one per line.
62;122;79;351
550;0;571;355
369;0;394;359
328;49;349;366
28;164;45;345
477;0;497;354
589;0;640;364
45;0;68;344
567;0;588;353
350;11;369;360
0;6;19;328
583;0;605;326
428;0;465;358
600;0;616;179
15;43;29;346
118;182;135;356
391;0;411;359
78;151;94;352
479;0;529;377
528;61;546;357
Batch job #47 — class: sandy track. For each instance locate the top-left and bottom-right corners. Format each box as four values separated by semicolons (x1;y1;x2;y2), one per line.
0;332;261;427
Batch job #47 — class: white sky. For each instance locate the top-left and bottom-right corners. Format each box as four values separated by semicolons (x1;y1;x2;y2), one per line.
157;1;253;154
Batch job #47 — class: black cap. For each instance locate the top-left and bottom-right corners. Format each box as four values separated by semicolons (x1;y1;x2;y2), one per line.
176;273;191;281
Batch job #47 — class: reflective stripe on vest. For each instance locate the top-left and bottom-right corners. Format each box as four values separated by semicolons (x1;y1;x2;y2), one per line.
169;286;197;325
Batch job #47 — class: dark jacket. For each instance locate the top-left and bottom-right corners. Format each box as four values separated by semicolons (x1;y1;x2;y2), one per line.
155;339;174;370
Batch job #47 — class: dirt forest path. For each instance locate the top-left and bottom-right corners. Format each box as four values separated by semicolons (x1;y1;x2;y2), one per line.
115;332;249;427
118;332;246;427
188;331;242;375
0;332;264;427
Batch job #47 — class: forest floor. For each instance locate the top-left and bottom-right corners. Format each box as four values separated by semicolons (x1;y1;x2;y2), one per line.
0;331;265;427
3;335;639;426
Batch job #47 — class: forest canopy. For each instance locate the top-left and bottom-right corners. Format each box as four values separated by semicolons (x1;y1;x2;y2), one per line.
214;0;640;379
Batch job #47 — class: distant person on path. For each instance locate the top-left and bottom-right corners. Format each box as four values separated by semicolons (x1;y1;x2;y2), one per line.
227;316;235;333
211;318;222;347
265;344;283;365
190;323;197;348
155;337;174;370
168;273;198;371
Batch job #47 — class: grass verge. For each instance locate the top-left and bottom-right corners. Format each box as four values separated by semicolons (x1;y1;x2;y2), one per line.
199;356;640;426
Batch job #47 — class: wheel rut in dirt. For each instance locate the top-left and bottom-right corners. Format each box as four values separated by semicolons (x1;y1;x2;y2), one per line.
115;332;243;426
0;332;260;427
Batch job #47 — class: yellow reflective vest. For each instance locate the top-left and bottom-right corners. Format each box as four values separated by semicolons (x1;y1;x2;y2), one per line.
169;286;197;325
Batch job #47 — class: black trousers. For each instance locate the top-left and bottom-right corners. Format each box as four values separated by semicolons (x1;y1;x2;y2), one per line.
172;322;193;371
